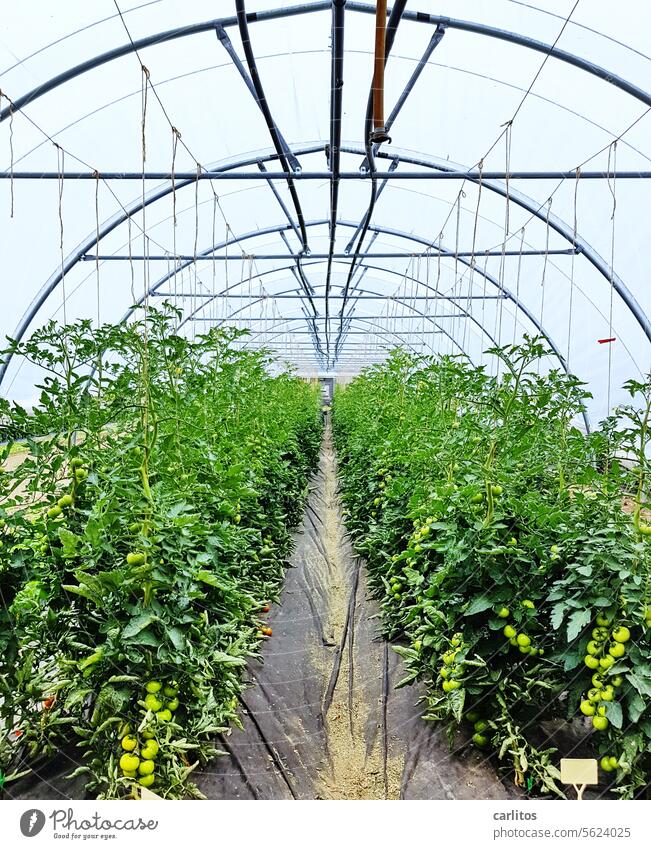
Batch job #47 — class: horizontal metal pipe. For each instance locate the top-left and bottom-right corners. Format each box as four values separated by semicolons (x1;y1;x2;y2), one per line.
191;314;459;321
83;249;576;260
225;330;445;335
4;170;651;180
154;292;505;300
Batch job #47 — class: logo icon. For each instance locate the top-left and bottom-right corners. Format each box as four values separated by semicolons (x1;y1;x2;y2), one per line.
20;809;46;838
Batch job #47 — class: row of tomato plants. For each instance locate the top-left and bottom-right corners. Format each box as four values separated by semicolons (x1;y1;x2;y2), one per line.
332;338;651;798
0;305;322;798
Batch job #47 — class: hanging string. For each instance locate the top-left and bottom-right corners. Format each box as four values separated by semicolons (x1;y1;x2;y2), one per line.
211;192;218;323
171;127;181;316
192;162;201;339
140;65;150;311
538;198;552;372
513;228;525;347
606;141;618;417
567;168;581;365
453;192;463;350
496;126;512;365
94;170;101;328
56;144;67;326
1;92;16;218
464;160;484;355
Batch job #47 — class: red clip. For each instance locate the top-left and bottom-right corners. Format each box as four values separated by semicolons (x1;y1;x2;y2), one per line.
598;337;616;344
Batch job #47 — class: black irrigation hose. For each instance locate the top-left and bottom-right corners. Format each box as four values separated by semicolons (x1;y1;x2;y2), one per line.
235;0;324;358
324;0;347;362
332;0;408;365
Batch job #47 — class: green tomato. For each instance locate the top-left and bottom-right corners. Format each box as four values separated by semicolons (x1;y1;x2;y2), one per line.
608;642;626;658
156;709;172;722
145;681;162;694
584;655;600;670
144;694;163;712
610;675;624;688
47;506;62;519
442;679;460;693
139;774;155;788
579;700;595;716
166;698;179;712
599;655;614;670
600;756;613;773
474;719;489;733
138;760;155;776
586;640;600;656
596;613;612;627
126;552;146;566
490;485;503;496
119;753;140;772
503;625;517;639
522;599;535;610
516;633;531;648
140;741;159;760
121;735;138;752
612;626;631;644
472;732;489;749
57;494;74;509
587;688;601;703
465;711;480;724
497;607;510;619
608;756;619;770
600;689;614;702
592;715;609;731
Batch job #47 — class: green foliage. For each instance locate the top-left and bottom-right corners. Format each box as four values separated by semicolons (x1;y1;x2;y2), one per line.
333;338;651;798
0;305;322;798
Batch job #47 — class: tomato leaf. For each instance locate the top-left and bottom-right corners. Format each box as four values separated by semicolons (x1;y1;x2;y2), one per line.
464;595;494;616
122;612;158;640
566;609;591;642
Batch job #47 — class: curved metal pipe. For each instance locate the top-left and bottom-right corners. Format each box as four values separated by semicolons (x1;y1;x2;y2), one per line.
3;3;650;123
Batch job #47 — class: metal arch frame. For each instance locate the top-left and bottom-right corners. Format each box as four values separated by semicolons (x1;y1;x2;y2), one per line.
127;216;564;364
227;315;446;359
180;278;483;364
3;2;651;124
171;262;503;349
0;139;644;401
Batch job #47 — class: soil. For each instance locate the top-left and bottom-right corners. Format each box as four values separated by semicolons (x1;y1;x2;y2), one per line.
316;424;403;800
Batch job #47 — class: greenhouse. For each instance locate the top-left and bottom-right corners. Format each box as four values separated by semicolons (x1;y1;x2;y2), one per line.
1;0;651;809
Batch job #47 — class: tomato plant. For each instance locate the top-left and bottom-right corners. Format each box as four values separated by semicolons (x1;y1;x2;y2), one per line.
0;305;321;798
333;338;651;798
